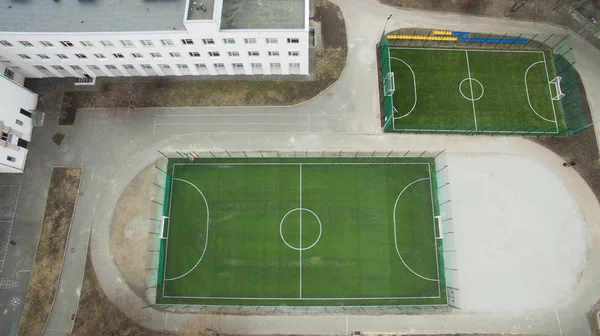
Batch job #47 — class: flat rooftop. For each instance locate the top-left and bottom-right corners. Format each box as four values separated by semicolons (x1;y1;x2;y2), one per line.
186;0;215;20
220;0;305;30
0;0;186;33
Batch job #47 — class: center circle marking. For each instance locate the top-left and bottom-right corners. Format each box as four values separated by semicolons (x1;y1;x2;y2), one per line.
279;208;322;251
459;77;485;101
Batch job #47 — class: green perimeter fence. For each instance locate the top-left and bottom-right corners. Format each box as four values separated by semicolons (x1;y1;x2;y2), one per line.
379;30;590;136
143;149;459;312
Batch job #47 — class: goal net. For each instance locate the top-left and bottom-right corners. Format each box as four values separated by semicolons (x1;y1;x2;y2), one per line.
434;216;443;239
160;216;169;239
550;76;565;101
383;72;395;97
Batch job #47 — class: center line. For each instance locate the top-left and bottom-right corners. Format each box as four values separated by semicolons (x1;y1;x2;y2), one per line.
299;164;303;298
465;50;478;132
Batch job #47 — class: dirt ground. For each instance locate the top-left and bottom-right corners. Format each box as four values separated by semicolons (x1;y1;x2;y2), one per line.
110;159;164;300
18;167;82;336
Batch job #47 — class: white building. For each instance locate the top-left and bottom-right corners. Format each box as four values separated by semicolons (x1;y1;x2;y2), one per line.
0;0;310;79
0;63;37;173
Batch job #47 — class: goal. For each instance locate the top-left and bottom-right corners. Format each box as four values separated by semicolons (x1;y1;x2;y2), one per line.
550;76;565;101
160;216;169;239
434;216;443;240
383;72;395;97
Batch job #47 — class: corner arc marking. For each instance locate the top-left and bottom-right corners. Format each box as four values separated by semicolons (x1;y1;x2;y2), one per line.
393;177;439;282
165;178;210;281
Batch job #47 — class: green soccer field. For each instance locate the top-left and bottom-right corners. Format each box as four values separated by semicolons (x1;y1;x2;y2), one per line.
388;47;567;134
156;157;447;306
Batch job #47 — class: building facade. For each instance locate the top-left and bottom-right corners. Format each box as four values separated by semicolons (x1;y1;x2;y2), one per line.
0;63;37;173
0;0;310;78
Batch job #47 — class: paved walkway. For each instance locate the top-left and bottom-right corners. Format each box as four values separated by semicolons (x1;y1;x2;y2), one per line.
42;0;600;335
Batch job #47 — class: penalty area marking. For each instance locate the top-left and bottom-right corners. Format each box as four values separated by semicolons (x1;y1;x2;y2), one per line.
524;61;557;124
390;57;418;120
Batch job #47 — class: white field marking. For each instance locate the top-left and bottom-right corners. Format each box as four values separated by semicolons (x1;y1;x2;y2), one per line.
390;46;545;54
0;175;22;274
393;128;559;134
162;294;442;300
458;78;485;102
542;52;560;133
279;208;323;251
389;57;418;120
555;308;563;336
173;162;430;167
524;61;557;123
155;113;302;117
165;178;210;281
428;163;442;297
299;164;302;298
154;122;307;126
392;177;439;282
464;51;478;131
162;164;175;297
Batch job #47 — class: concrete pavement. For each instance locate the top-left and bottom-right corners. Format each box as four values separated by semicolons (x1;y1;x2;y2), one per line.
37;0;600;335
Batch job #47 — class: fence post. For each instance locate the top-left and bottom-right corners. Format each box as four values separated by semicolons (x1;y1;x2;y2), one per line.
154;166;167;174
537;34;554;49
157;149;169;158
507;33;523;49
480;33;492;48
522;33;537;49
551;34;569;49
493;33;508;49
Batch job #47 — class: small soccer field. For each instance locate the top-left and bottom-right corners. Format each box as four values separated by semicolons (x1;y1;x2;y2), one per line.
156;157;447;306
386;47;567;134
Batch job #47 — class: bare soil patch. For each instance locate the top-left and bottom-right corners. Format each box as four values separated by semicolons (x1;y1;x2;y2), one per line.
18;167;82;336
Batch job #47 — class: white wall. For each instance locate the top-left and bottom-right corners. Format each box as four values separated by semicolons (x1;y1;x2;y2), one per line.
0;23;309;78
0;74;37;173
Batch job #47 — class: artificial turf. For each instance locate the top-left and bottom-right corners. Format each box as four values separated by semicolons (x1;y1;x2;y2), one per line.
156;157;446;306
388;47;566;134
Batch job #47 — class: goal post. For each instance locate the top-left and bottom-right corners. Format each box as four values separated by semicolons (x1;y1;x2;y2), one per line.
434;216;443;239
550;76;565;101
383;72;395;97
160;216;169;239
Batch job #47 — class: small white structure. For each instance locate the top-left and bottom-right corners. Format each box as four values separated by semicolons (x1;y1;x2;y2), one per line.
0;65;37;173
0;0;310;79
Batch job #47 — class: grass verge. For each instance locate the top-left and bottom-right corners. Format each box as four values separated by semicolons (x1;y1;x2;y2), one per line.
18;167;82;336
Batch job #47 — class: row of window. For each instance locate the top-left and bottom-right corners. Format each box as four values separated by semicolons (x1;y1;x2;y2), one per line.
32;62;301;73
14;50;300;61
0;37;300;49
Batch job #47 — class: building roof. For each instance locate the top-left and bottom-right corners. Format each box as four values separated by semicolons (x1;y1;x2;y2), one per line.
220;0;305;30
186;0;215;20
0;0;187;33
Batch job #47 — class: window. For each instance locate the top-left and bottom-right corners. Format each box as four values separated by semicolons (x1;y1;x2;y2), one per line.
131;53;143;59
120;40;134;47
51;65;65;70
268;51;279;56
15;119;23;126
251;63;262;68
176;64;188;69
75;53;87;59
94;53;106;59
289;63;300;68
56;54;69;59
244;38;257;44
288;51;299;56
18;54;31;60
6;156;15;163
19;41;33;47
113;53;124;59
150;52;162;59
40;41;54;47
80;41;94;47
70;65;83;70
158;64;170;69
88;65;100;70
100;40;114;47
169;52;181;58
0;40;13;47
105;65;117;70
232;63;243;68
202;38;215;45
208;51;220;57
223;38;235;45
160;39;174;46
266;38;278;44
228;51;239;57
195;63;207;68
247;51;259;57
187;52;200;58
60;41;74;47
140;40;154;47
123;64;135;70
181;39;194;45
214;63;225;69
140;64;153;69
287;38;299;44
3;68;14;79
37;54;50;59
270;62;281;68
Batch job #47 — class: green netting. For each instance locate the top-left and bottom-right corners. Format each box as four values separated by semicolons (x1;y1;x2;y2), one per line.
157;239;165;286
379;34;394;132
162;173;171;216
